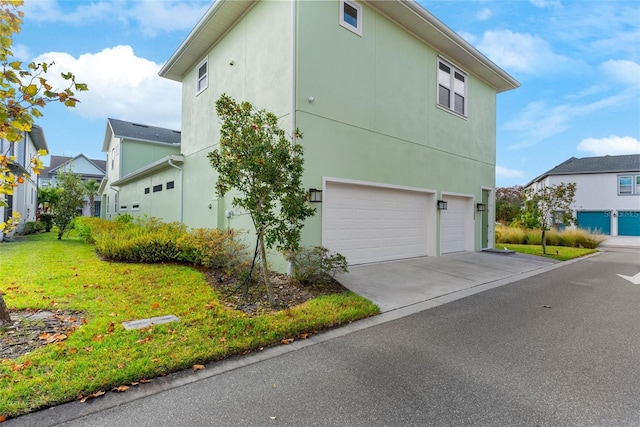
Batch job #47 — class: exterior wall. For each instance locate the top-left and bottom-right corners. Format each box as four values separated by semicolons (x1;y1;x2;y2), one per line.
547;173;640;236
121;141;180;177
106;167;181;223
179;0;292;240
295;0;497;254
4;134;41;232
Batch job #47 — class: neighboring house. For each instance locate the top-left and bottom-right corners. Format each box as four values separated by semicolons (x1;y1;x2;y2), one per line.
40;154;107;217
0;125;47;234
100;118;182;222
526;154;640;236
155;0;519;268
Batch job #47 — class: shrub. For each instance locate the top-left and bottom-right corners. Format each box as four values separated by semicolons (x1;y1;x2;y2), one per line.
20;221;43;235
39;213;54;232
176;228;247;274
289;246;348;285
495;224;604;248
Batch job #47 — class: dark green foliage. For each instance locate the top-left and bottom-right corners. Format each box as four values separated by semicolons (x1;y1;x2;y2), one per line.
39;213;53;232
290;246;348;285
20;221;43;235
53;169;84;240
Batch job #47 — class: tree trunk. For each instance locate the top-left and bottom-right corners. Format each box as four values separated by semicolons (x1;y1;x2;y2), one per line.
0;294;11;325
89;195;95;217
258;235;276;306
541;229;547;254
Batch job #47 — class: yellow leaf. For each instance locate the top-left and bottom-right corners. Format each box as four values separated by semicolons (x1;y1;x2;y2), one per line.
37;149;48;156
23;84;37;96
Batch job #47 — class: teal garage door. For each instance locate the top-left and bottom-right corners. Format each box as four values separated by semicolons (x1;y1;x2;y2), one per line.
577;211;611;235
618;211;640;236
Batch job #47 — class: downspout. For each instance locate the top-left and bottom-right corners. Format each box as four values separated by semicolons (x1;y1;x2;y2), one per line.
288;0;297;276
167;158;184;223
109;185;120;218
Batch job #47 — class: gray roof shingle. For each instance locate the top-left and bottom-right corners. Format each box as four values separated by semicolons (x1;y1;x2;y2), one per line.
528;154;640;185
107;118;181;145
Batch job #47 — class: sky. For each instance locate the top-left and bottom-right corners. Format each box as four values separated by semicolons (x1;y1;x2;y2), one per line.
14;0;640;188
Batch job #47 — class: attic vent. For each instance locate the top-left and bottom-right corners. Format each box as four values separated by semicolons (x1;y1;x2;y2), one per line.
132;123;149;128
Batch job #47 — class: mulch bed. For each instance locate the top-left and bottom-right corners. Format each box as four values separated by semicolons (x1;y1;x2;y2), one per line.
0;310;85;360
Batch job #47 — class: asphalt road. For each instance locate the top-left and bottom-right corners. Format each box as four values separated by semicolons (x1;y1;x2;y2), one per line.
14;248;640;426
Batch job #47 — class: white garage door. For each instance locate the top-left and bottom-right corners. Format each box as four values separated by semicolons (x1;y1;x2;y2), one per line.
440;195;471;254
323;182;429;265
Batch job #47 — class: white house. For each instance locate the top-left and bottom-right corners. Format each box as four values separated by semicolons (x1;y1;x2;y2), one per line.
0;125;47;234
526;154;640;236
40;154;106;217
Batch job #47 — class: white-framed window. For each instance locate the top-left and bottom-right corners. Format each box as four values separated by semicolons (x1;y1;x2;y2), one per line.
120;204;127;211
196;58;208;94
131;203;140;211
618;175;640;195
339;0;362;36
438;58;467;117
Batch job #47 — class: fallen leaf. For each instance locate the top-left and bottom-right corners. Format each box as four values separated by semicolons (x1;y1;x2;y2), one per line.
219;337;226;343
136;336;153;344
112;385;129;393
192;364;205;372
92;334;104;342
10;361;31;372
139;379;152;384
109;312;117;317
107;322;115;333
280;338;294;345
79;390;105;403
0;415;6;422
83;346;93;352
299;333;309;339
151;303;160;309
39;333;67;344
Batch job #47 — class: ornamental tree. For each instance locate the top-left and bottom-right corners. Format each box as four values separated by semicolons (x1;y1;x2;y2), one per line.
520;182;577;254
0;0;87;325
208;94;315;305
53;168;84;240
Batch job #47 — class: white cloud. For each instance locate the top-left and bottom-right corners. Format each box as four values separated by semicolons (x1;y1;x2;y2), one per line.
476;8;492;21
599;60;640;90
577;136;640;156
496;166;525;179
475;30;577;76
34;45;181;130
23;0;209;35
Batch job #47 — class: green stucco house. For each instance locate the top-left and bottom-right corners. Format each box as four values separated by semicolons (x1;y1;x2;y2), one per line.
100;118;183;223
155;0;519;266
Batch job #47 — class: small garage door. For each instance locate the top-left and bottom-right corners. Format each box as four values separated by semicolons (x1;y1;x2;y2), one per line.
323;182;429;265
618;211;640;236
577;211;611;235
440;195;472;254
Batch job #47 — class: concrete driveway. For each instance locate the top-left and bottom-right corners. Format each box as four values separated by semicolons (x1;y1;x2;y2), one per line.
336;251;560;312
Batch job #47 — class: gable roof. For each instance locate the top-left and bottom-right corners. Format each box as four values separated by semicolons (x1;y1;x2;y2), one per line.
158;0;519;93
527;154;640;186
102;118;181;151
42;154;107;177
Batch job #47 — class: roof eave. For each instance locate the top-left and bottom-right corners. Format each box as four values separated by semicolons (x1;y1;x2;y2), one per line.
29;125;48;152
112;155;185;186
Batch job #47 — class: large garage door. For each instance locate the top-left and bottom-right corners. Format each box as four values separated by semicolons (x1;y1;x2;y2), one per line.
440;195;472;254
577;211;611;235
323;182;429;265
618;211;640;236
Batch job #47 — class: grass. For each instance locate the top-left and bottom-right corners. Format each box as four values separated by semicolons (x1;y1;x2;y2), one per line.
495;224;605;249
499;244;597;261
0;231;379;418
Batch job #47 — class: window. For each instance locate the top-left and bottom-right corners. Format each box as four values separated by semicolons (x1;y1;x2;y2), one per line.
111;148;115;170
438;58;467;116
196;58;208;94
120;204;127;211
618;175;640;195
132;203;140;211
339;0;362;36
107;195;110;213
166;181;175;190
144;187;150;194
153;184;163;193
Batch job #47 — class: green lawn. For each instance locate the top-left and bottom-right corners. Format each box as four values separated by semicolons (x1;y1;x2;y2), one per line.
0;231;378;418
500;244;597;261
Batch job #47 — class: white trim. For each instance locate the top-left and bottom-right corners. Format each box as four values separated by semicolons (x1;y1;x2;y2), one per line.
323;176;436;195
437;57;468;117
339;0;362;36
196;57;208;95
131;202;140;211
